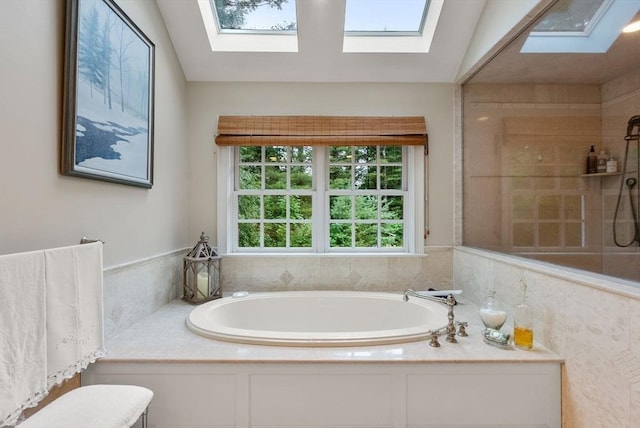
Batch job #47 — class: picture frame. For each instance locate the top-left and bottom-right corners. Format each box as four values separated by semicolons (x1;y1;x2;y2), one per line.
62;0;155;188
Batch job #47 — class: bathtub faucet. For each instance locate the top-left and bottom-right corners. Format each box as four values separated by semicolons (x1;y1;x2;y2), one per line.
403;289;458;344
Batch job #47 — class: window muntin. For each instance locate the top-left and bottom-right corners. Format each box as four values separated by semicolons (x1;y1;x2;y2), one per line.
212;0;297;32
234;145;407;252
344;0;429;34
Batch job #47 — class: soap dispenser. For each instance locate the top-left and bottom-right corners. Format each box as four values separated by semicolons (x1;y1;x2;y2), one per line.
587;145;597;174
514;279;534;350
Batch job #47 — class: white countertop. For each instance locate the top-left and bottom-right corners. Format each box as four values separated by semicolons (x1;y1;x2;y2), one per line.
100;298;563;364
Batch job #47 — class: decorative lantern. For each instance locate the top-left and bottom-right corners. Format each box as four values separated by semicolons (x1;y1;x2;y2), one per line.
183;232;221;304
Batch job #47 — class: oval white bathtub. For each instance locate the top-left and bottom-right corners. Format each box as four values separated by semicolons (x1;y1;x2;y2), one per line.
186;291;449;346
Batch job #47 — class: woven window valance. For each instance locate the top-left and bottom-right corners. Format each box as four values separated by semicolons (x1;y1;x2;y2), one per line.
215;116;428;150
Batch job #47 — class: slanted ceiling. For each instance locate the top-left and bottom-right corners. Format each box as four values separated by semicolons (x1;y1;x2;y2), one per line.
155;0;488;82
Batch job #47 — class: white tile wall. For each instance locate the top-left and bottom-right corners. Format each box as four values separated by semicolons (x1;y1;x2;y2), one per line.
454;246;640;428
103;249;184;339
220;247;453;294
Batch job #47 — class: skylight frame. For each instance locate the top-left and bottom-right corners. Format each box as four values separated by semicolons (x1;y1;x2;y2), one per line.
198;0;298;52
342;0;445;53
210;0;298;35
521;0;640;54
343;0;430;37
529;0;611;37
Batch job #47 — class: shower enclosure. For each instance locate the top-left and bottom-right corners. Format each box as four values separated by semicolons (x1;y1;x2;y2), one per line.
461;0;640;283
462;84;639;283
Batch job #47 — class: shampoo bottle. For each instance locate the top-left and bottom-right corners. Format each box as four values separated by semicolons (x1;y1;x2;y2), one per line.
597;149;608;173
587;145;597;174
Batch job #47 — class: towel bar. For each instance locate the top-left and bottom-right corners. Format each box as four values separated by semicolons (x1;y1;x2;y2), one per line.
80;237;105;244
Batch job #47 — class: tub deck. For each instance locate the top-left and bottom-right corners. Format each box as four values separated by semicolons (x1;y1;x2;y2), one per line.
99;297;562;363
87;297;563;428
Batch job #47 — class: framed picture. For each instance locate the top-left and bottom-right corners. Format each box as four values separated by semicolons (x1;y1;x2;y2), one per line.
62;0;155;188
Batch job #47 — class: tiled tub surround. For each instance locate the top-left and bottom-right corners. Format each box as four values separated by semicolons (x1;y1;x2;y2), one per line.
454;246;640;428
103;249;185;339
101;248;453;340
220;247;453;294
86;297;561;428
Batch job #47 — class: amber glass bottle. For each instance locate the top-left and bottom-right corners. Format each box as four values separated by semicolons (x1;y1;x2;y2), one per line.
513;279;533;350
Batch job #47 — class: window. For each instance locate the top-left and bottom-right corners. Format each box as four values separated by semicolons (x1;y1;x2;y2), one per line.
327;145;405;249
211;0;297;32
521;0;640;53
344;0;430;34
236;146;313;249
342;0;444;53
216;115;426;255
197;0;445;53
232;145;413;253
532;0;607;33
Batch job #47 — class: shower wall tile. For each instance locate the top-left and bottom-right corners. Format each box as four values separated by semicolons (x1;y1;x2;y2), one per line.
602;68;640;161
103;250;184;339
602;68;640;104
454;247;640;428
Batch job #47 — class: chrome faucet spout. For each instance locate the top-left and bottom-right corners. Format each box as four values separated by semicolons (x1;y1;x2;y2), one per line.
403;289;456;305
403;289;458;344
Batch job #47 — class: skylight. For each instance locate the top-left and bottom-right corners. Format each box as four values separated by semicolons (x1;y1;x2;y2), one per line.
521;0;640;53
344;0;429;34
198;0;298;52
197;0;445;54
212;0;297;32
343;0;444;53
532;0;606;33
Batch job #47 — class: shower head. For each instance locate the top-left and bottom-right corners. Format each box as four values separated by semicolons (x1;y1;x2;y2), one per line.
626;177;637;189
625;115;640;140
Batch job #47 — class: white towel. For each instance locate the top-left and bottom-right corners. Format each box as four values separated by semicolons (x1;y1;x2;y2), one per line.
0;250;48;427
44;242;106;388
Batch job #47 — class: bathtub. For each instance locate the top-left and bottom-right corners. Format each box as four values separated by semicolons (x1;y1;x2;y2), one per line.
187;291;450;346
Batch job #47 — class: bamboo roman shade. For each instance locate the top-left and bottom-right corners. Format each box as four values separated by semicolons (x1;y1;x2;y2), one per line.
215;116;428;149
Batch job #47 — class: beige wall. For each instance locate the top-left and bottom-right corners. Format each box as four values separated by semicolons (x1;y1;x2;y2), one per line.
0;0;189;268
186;82;456;249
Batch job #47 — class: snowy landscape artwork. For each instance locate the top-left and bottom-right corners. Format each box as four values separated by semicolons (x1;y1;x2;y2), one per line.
63;0;154;188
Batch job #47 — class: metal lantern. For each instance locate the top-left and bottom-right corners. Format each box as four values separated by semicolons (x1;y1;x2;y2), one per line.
183;232;221;304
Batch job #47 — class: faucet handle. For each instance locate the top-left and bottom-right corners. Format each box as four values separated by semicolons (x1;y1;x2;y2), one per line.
428;331;441;347
456;321;469;337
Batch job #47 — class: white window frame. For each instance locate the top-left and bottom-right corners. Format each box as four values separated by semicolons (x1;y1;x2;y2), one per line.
217;145;424;254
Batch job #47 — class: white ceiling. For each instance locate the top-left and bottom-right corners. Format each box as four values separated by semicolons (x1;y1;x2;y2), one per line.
155;0;489;83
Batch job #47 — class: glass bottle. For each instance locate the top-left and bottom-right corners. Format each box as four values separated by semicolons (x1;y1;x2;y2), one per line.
479;290;507;331
514;279;534;350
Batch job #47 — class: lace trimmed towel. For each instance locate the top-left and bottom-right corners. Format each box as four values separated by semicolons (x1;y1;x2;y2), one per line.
0;250;48;427
44;242;106;388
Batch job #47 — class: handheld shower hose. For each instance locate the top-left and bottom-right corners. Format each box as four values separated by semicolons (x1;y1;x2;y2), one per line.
613;116;640;247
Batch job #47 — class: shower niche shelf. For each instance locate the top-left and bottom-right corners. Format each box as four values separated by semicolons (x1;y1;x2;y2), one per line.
580;172;621;177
